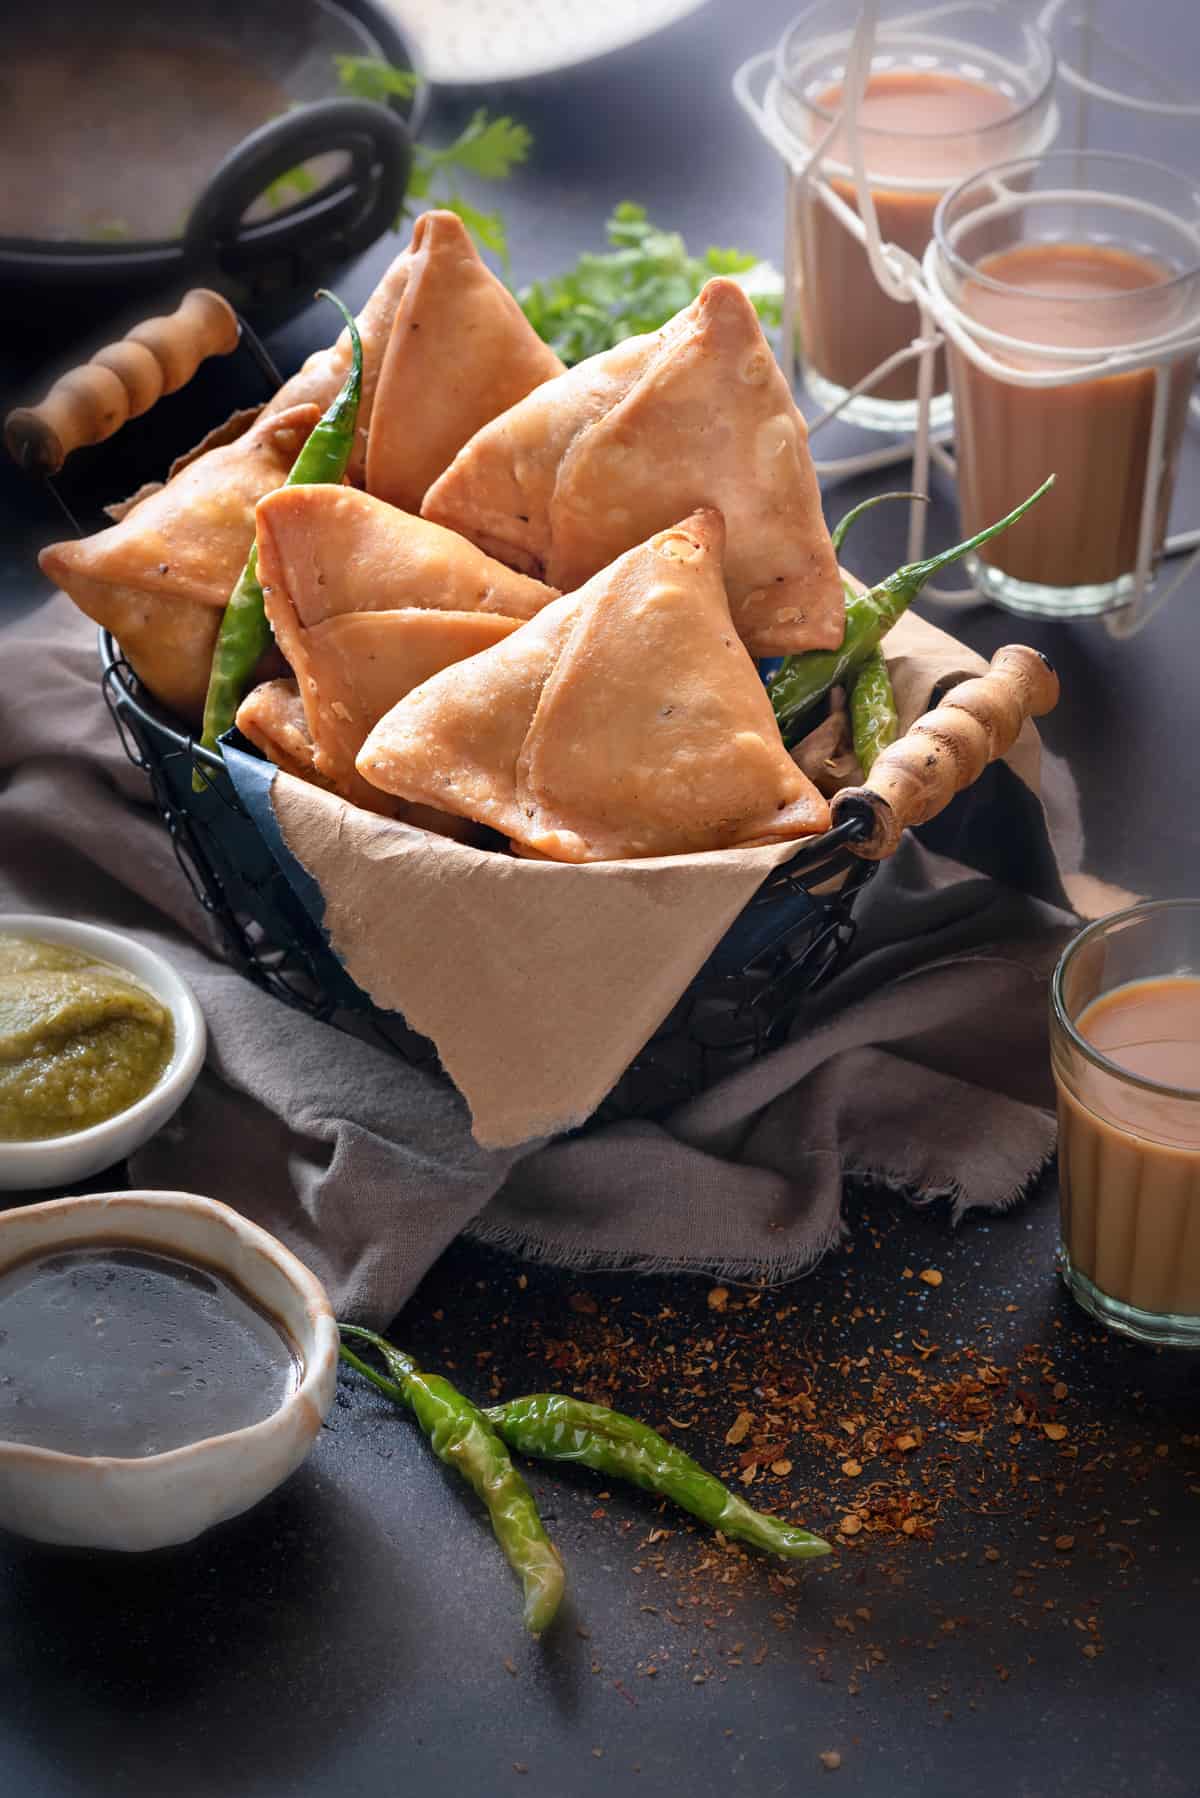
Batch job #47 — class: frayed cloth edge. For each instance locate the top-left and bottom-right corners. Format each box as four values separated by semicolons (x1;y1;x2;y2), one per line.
466;1147;1057;1284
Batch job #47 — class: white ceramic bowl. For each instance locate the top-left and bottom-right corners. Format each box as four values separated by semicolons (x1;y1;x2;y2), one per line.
0;1190;338;1549
0;913;206;1191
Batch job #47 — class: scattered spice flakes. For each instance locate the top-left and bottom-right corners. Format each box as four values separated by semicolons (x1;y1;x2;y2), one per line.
478;1204;1195;1703
725;1410;754;1446
707;1287;729;1313
841;1460;863;1478
1054;1535;1076;1553
502;1656;518;1677
818;1750;843;1771
919;1269;943;1288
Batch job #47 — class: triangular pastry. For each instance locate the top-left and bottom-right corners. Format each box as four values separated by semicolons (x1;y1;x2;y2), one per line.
39;404;320;721
235;675;484;839
421;279;844;657
235;679;334;789
264;210;563;498
356;509;831;861
255;484;548;801
365;210;565;512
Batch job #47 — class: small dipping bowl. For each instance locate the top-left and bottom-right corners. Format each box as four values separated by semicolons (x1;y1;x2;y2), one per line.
0;913;206;1191
0;1190;338;1549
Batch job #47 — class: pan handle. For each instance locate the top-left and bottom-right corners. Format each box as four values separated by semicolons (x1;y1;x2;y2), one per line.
831;645;1060;860
4;289;240;477
183;98;411;284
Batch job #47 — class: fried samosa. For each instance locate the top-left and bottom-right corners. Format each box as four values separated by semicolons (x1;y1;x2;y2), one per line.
255;484;550;802
356;508;832;861
365;211;565;512
235;675;484;839
39;404;320;722
235;679;332;789
264;210;563;499
421;279;845;657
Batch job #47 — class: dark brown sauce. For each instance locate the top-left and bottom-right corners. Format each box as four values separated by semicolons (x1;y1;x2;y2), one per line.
0;1245;299;1458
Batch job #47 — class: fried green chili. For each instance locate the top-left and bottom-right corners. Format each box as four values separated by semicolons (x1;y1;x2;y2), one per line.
339;1327;565;1636
831;490;926;556
849;647;899;776
195;290;363;776
769;475;1054;743
486;1393;831;1561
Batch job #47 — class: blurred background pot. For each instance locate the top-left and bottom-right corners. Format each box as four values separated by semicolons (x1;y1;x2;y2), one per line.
0;0;422;343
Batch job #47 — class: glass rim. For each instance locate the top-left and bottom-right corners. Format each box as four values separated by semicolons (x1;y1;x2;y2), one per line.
934;148;1200;304
774;1;1057;144
1052;898;1200;1104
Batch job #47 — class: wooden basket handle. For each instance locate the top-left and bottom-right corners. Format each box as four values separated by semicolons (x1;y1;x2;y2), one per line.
830;644;1060;861
4;288;240;477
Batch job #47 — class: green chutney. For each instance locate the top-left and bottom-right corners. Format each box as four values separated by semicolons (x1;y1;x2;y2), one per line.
0;935;174;1142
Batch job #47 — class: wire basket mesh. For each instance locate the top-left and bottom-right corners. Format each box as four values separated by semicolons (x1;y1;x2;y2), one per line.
99;629;877;1123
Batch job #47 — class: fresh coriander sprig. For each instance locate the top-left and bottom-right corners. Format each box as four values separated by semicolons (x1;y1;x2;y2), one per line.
341;59;530;268
519;202;784;364
263;59;530;268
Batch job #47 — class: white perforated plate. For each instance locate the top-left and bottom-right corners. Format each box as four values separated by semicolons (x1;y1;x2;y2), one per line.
386;0;709;85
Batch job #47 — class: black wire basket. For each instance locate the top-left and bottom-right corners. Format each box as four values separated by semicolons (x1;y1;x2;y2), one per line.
99;629;877;1124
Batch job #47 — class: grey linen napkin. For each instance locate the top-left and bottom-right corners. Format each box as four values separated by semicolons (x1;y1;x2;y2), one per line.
0;594;1077;1321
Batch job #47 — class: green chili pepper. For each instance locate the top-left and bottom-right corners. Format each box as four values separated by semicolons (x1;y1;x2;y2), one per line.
831;491;926;555
339;1328;565;1636
769;475;1055;743
849;647;899;776
486;1393;831;1562
195;289;363;781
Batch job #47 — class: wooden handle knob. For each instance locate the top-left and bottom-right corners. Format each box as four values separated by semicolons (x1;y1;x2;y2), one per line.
4;289;239;477
831;645;1059;860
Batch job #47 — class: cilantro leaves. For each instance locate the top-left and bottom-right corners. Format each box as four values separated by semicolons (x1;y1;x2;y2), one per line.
520;203;784;364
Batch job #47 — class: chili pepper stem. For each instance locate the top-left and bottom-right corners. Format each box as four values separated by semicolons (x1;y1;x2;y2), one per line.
831;490;927;555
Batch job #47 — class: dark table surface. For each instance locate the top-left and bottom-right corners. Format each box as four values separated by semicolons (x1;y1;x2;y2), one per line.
3;3;1200;1794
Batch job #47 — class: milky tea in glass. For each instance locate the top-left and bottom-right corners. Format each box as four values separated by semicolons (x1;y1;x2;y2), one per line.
772;0;1055;431
935;152;1200;616
1052;902;1200;1348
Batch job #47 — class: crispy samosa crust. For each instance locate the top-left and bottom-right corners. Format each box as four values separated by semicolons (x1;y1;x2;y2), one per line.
421;279;844;657
39;404;321;722
235;674;483;838
365;210;565;513
235;678;334;788
263;210;563;499
255;484;548;802
356;508;831;861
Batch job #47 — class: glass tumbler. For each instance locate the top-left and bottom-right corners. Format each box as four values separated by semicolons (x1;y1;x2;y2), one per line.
771;0;1056;431
1052;900;1200;1348
933;150;1200;618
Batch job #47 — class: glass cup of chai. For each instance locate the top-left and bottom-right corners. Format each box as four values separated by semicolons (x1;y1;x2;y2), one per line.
772;0;1057;432
932;151;1200;618
1052;901;1200;1348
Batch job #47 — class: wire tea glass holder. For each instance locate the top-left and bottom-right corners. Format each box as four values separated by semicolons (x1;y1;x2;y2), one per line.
733;0;1200;637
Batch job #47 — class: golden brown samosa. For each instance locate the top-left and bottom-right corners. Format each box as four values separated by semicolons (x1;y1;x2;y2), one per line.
235;679;333;789
264;209;563;499
421;279;845;658
235;674;484;838
365;210;565;512
356;508;831;861
256;483;551;803
39;404;320;722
